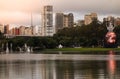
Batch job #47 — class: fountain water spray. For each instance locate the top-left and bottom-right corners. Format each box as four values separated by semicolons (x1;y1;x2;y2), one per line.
6;43;9;54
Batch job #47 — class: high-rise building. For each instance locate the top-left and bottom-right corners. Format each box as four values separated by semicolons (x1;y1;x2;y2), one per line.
64;15;69;27
14;27;20;35
68;13;74;27
38;25;43;36
9;28;14;35
24;27;32;36
4;24;9;34
104;16;120;26
107;16;115;22
9;27;20;35
32;26;37;35
19;26;25;35
64;13;74;28
115;17;120;26
55;13;74;32
84;13;97;25
76;20;85;26
103;16;116;26
55;13;64;32
84;15;91;25
42;5;53;36
0;24;4;33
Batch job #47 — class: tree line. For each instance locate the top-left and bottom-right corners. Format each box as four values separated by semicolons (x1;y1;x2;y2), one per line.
0;20;120;51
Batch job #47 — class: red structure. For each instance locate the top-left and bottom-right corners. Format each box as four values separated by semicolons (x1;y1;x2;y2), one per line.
14;27;20;35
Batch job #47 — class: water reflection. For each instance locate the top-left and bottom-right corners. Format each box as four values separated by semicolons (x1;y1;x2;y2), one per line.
0;51;120;79
108;50;116;79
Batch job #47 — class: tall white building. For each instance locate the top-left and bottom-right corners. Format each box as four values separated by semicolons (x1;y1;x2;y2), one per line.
41;5;53;36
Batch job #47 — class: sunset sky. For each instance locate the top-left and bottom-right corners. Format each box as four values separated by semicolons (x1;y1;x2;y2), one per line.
0;0;119;26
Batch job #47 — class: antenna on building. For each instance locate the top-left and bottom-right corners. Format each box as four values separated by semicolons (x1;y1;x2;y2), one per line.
31;12;34;35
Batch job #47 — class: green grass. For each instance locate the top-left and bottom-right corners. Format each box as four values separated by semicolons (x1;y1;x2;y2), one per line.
45;47;120;52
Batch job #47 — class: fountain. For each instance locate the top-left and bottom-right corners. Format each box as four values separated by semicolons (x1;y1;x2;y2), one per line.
30;47;33;53
58;44;63;48
24;43;27;51
10;43;12;52
18;47;22;53
104;22;117;48
24;43;31;53
1;43;4;54
6;43;9;54
27;46;31;53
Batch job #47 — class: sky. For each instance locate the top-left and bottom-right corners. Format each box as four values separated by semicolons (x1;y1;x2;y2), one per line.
0;0;119;26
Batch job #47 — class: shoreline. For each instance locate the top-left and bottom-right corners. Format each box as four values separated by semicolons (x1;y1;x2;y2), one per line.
44;48;120;52
1;48;120;54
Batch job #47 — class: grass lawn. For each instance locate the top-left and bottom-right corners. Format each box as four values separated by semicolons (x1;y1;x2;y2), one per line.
45;47;120;52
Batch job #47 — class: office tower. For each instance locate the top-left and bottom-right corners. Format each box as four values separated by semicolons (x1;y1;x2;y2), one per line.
32;26;37;35
55;13;74;32
38;25;43;36
68;13;74;27
55;13;64;32
115;17;120;26
64;13;74;28
103;16;120;26
4;24;9;34
76;20;85;26
103;16;115;26
63;14;68;28
42;5;53;36
84;13;97;25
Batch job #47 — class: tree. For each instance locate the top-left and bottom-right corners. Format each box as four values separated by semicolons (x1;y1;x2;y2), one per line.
114;25;120;46
41;37;57;49
54;20;107;47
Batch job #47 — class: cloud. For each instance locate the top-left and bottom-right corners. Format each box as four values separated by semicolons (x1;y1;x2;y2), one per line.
0;0;40;12
52;0;120;15
0;0;119;25
0;0;119;14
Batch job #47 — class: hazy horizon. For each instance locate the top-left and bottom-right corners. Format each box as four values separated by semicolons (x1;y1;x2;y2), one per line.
0;0;119;26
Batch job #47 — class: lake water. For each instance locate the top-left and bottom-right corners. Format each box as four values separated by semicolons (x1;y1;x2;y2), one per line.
0;51;120;79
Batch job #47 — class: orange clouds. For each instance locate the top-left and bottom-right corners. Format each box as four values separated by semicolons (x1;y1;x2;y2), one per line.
0;0;119;25
0;0;41;12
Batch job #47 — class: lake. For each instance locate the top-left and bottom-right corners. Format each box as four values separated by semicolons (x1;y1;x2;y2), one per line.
0;50;120;79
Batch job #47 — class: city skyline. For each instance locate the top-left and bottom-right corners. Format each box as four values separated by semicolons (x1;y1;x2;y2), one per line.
0;0;119;25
